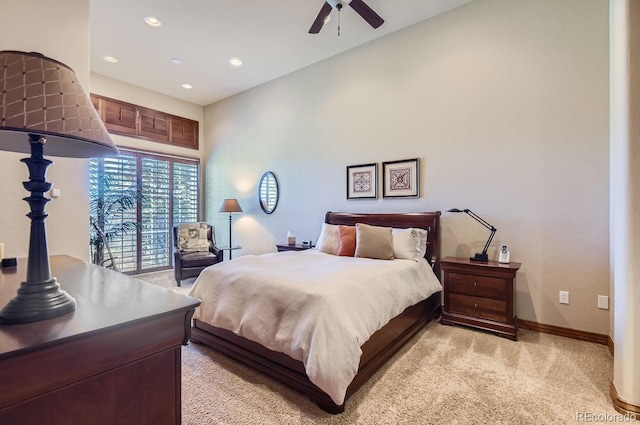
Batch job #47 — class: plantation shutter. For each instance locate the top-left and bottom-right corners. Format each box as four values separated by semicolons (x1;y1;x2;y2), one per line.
89;153;138;272
173;161;199;225
141;157;171;269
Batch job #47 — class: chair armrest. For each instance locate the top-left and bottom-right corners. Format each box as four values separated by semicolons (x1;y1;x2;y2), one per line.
212;247;223;262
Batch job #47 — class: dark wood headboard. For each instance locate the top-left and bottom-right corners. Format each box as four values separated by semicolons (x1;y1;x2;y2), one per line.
325;211;442;278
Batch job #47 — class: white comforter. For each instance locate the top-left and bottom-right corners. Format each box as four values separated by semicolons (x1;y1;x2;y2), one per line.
189;250;442;405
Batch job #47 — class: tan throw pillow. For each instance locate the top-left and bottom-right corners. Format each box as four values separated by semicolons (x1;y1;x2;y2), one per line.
355;223;394;260
337;225;356;257
316;223;339;255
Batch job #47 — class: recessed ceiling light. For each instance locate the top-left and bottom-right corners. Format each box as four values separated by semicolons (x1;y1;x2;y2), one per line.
144;16;163;27
181;83;193;90
170;58;182;65
103;56;118;63
229;57;243;67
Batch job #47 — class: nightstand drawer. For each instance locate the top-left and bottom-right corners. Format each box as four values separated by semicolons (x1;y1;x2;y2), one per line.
447;272;507;300
448;293;507;322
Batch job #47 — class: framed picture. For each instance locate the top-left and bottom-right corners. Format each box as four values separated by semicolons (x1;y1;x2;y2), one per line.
382;158;419;198
346;163;377;199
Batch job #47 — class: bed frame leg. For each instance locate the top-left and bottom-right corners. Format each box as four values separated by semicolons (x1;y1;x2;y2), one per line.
315;399;345;414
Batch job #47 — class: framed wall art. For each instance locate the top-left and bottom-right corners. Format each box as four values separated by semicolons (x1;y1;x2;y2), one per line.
382;158;419;198
346;163;377;199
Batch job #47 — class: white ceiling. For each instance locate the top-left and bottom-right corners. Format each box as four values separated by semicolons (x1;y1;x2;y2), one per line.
90;0;473;106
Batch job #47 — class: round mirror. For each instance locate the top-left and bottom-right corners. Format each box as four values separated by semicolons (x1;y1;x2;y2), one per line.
258;171;279;214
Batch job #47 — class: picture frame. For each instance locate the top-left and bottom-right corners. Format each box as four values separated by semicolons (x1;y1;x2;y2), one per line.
382;158;419;198
346;163;377;199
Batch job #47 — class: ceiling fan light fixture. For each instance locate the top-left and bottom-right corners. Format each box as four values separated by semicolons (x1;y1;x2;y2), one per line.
327;0;351;9
144;16;163;27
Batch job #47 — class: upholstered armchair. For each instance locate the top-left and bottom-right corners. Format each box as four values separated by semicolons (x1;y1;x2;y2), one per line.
173;223;223;286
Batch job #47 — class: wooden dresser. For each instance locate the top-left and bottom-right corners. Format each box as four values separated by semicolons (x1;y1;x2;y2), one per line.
440;256;521;340
0;255;200;425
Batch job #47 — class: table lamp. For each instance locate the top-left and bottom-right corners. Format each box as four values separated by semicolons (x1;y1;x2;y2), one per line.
218;198;242;259
0;51;118;324
447;208;496;262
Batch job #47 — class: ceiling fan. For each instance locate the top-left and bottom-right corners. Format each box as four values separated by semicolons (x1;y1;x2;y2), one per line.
309;0;384;34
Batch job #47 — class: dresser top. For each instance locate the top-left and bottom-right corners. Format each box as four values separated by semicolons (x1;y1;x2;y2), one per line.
0;255;200;358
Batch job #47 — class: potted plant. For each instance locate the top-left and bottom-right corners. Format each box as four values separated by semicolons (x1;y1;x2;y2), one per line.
89;173;145;271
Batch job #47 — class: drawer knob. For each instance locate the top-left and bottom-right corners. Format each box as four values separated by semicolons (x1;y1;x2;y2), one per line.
473;282;477;287
474;303;477;308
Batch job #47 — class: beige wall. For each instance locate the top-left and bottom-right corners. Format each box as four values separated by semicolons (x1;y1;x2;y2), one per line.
203;0;610;333
0;0;92;261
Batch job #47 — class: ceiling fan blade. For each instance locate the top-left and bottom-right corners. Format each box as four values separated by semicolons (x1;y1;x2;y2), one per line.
309;2;333;34
349;0;384;29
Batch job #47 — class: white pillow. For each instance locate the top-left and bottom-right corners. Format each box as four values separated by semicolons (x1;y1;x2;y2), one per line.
392;227;428;261
414;228;428;259
392;228;420;261
315;223;339;255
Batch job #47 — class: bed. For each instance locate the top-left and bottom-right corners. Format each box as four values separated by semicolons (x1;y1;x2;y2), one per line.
189;211;442;413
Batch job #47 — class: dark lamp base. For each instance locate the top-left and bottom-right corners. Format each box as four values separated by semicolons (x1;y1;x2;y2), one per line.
0;135;77;325
0;277;76;324
470;253;489;262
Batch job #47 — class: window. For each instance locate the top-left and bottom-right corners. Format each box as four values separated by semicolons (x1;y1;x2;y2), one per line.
90;149;199;274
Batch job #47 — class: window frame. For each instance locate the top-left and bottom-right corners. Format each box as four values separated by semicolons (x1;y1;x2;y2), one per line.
90;147;200;274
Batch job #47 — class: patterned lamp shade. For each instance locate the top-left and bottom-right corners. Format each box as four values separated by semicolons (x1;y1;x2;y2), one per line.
0;50;117;158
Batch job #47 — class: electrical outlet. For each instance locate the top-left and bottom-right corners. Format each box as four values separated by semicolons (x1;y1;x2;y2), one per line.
598;295;609;310
559;291;569;304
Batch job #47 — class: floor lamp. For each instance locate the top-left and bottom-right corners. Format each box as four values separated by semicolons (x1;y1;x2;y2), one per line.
218;199;243;259
0;51;118;324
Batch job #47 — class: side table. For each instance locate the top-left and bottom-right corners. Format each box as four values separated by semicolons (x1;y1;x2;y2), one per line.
276;244;314;252
440;256;521;340
219;245;241;260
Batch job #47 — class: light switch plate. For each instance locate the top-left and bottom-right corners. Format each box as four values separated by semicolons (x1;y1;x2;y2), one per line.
559;291;569;304
598;295;609;310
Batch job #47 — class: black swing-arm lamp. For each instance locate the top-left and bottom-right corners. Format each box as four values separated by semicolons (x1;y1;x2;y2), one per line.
447;208;496;262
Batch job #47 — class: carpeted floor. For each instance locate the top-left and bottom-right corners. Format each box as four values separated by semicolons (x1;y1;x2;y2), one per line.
136;270;619;425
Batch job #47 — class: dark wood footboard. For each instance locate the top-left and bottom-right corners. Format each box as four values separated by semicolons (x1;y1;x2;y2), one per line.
191;291;441;414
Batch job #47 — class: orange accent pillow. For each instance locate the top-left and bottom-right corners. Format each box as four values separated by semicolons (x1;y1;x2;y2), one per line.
337;225;356;257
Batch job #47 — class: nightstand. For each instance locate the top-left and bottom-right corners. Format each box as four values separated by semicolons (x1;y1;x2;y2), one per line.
276;244;313;252
440;256;521;340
